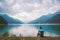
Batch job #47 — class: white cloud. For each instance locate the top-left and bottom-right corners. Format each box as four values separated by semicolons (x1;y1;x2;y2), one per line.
0;2;2;6
5;0;14;5
12;12;41;22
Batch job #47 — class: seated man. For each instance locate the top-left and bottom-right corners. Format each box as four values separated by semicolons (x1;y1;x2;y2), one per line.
37;27;44;37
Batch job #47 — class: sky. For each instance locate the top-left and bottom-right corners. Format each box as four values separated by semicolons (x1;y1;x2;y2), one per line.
0;0;60;22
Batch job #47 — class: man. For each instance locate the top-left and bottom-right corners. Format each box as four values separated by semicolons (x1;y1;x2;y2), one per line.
37;26;44;37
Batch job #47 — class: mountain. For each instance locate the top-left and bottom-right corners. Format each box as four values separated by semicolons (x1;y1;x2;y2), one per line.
0;16;8;24
28;11;60;24
0;16;8;29
0;14;23;24
45;13;60;23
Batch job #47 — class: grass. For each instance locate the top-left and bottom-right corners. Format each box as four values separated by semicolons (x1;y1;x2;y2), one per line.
0;32;60;40
0;36;60;40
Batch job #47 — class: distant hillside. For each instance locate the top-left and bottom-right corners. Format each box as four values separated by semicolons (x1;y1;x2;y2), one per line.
45;14;60;23
0;16;8;24
0;14;23;24
28;11;60;24
0;16;8;29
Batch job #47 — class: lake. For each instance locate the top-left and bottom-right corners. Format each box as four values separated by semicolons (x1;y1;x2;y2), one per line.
0;24;60;37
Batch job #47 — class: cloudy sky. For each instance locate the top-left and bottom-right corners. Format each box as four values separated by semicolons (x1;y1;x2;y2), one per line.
0;0;60;22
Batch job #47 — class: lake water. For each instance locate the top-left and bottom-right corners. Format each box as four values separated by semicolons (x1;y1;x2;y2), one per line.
0;24;60;37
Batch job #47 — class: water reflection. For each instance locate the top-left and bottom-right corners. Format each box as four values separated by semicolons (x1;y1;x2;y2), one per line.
0;24;20;35
0;24;60;37
9;25;38;36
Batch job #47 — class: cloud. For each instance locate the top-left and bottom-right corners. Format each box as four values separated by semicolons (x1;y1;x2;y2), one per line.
0;0;60;22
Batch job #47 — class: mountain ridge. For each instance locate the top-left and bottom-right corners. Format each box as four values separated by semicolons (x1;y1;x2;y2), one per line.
28;11;60;24
0;14;23;24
